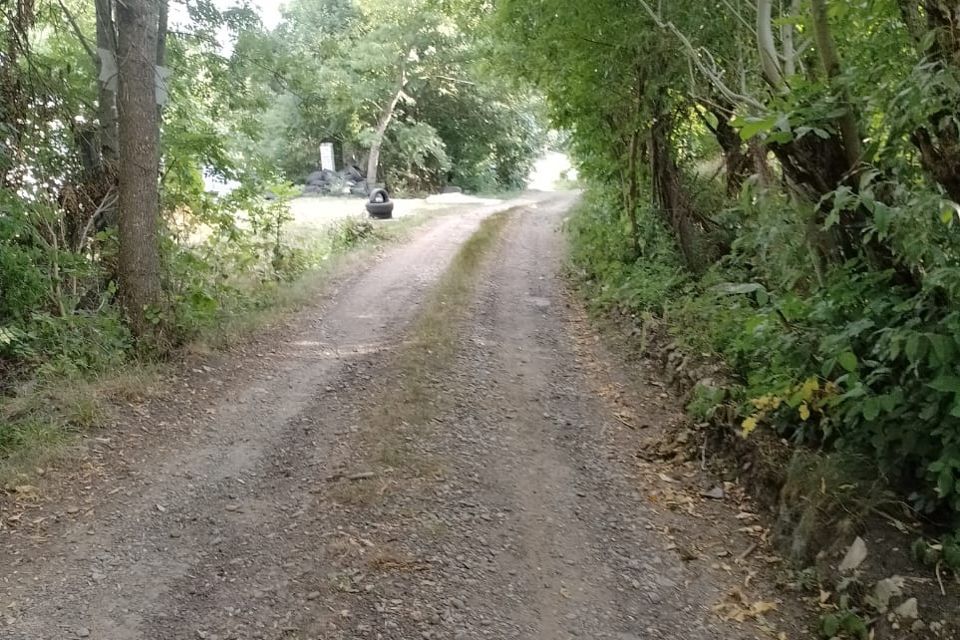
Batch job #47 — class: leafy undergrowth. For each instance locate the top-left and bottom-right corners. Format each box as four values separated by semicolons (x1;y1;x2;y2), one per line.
0;213;424;488
569;188;960;638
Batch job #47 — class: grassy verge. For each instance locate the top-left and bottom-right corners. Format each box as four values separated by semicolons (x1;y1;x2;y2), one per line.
331;211;512;505
0;210;441;488
191;212;434;351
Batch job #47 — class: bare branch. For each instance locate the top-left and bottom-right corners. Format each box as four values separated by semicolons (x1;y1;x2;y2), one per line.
56;0;97;64
757;0;784;86
718;0;757;36
637;0;764;110
79;187;118;254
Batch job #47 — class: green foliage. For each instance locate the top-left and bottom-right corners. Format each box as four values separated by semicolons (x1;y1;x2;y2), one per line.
567;171;960;521
328;216;379;251
496;0;960;527
245;0;545;194
820;610;869;640
911;534;960;574
568;190;689;314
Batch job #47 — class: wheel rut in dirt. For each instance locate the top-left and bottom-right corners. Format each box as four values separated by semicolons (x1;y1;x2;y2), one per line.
2;193;787;640
208;193;772;640
0;200;517;640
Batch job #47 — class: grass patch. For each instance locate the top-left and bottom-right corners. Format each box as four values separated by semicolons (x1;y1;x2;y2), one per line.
0;365;164;486
0;211;442;487
357;211;512;484
190;213;432;351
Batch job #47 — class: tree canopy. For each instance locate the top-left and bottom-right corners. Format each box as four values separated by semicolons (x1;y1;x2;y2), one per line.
0;0;545;361
491;0;960;521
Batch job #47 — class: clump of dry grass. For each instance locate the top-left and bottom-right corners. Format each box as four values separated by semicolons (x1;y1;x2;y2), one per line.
356;212;512;479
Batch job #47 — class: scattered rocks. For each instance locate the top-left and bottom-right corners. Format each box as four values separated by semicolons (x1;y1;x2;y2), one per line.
871;576;905;613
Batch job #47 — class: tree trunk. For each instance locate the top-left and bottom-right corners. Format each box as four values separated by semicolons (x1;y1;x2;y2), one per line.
902;1;960;203
757;0;784;86
116;0;161;336
703;102;750;196
156;0;169;123
625;129;641;257
648;114;727;272
366;54;409;188
0;0;36;189
749;140;775;189
782;0;800;77
810;0;862;169
156;0;168;67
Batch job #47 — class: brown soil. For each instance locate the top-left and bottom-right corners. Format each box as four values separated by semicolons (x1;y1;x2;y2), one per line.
1;193;828;640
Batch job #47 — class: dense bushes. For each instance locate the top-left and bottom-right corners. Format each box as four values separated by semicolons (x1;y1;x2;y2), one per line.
495;0;960;525
570;185;960;522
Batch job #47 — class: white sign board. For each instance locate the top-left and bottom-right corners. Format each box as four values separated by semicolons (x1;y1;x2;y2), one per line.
320;142;335;172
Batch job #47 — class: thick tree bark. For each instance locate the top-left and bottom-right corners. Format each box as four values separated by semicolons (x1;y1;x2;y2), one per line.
116;0;161;336
366;55;409;189
648;114;728;272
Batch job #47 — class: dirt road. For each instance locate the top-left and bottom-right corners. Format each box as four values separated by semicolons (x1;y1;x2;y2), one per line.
1;194;783;639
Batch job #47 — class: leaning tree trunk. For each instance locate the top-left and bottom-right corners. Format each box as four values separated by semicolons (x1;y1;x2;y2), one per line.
116;0;161;337
648;113;728;272
366;53;409;189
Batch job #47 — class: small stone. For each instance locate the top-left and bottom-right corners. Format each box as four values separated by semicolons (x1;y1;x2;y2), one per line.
839;537;868;573
701;486;725;500
872;576;905;613
894;597;919;620
76;628;90;638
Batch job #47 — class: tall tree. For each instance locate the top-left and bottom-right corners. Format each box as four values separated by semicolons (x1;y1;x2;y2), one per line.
366;49;409;188
115;0;161;335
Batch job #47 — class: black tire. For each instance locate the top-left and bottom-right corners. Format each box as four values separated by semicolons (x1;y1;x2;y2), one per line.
368;188;390;203
366;201;394;219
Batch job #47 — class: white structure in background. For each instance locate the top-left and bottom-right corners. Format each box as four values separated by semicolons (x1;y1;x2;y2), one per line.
320;142;336;172
527;151;578;191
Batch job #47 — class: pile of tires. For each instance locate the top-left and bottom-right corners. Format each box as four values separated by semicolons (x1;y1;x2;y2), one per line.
366;188;394;219
301;166;368;196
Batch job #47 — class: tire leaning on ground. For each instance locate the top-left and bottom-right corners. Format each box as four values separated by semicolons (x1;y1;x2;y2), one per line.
366;188;394;219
